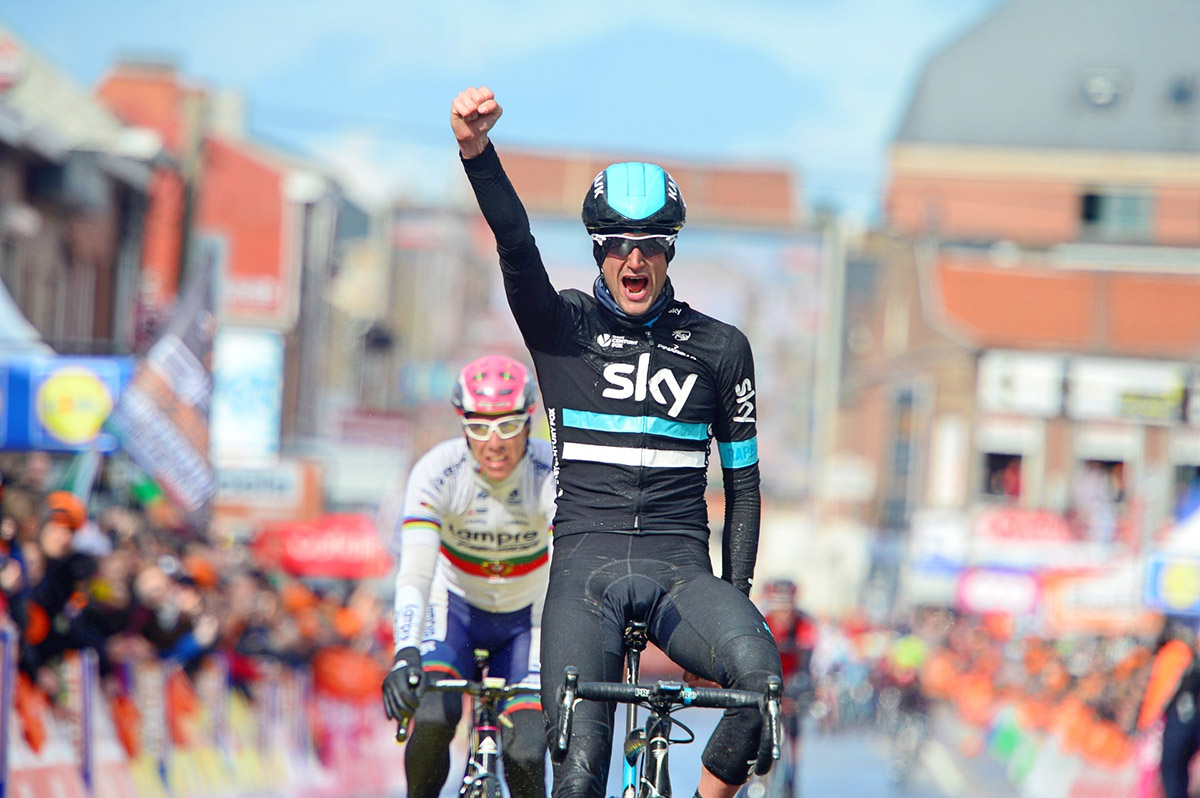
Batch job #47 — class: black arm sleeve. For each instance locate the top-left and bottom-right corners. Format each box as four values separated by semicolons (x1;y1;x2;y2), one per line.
713;327;761;596
721;463;762;596
460;142;569;348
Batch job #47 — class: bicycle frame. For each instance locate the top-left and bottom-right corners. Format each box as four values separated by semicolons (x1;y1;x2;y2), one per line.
622;621;651;798
459;676;506;798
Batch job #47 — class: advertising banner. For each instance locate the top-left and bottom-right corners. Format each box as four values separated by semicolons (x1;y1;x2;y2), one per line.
251;514;392;579
977;350;1064;417
1041;563;1162;637
106;259;216;531
970;505;1113;569
955;566;1040;616
210;327;284;463
1144;554;1200;615
902;509;970;607
0;356;134;451
1067;357;1187;424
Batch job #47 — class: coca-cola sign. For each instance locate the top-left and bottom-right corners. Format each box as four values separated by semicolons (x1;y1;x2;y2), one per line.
974;506;1075;543
253;514;392;578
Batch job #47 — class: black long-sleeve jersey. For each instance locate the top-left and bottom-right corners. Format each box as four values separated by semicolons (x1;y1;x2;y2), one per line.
462;143;762;593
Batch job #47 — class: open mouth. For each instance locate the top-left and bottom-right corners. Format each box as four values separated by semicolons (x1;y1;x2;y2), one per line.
621;274;649;300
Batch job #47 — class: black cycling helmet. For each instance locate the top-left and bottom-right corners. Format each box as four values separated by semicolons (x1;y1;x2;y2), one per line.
582;161;686;264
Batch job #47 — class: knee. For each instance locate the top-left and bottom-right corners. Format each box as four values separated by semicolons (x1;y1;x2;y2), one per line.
722;633;782;692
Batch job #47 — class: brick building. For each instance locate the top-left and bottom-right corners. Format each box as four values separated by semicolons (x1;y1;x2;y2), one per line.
834;0;1200;623
0;24;155;357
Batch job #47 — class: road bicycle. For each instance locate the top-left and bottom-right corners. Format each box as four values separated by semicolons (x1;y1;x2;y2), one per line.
551;621;783;798
395;649;540;798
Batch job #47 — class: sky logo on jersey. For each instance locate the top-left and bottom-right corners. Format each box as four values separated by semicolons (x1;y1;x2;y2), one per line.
734;378;756;423
602;352;697;418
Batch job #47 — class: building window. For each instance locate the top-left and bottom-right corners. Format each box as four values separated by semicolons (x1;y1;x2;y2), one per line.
882;386;920;529
1069;459;1126;545
1078;189;1154;243
0;238;20;305
1174;465;1200;524
982;453;1022;501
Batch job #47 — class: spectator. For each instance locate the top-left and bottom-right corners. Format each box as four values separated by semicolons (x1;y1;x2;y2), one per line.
127;561;218;670
13;492;103;678
1153;629;1200;798
1073;460;1119;544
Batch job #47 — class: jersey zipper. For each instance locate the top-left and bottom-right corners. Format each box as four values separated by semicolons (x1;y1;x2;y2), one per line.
633;328;656;531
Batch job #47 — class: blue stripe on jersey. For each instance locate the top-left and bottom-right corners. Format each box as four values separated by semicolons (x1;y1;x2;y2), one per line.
718;438;759;469
562;408;708;441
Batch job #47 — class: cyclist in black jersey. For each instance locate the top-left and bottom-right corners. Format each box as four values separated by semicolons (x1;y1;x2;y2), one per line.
451;86;782;798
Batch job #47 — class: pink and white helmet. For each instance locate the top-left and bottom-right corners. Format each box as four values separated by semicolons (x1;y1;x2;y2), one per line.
451;355;537;416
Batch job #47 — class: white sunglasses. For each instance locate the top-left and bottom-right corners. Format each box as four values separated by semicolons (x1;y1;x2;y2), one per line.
461;414;529;441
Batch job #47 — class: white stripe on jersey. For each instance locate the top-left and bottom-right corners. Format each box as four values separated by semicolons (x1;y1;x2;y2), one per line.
562;441;705;469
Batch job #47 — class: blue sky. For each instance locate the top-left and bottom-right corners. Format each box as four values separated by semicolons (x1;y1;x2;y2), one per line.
3;1;1004;221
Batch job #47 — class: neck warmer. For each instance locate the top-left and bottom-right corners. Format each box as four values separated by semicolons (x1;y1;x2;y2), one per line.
592;275;675;327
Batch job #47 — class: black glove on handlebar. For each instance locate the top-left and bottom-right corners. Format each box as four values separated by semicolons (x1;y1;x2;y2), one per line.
382;646;424;720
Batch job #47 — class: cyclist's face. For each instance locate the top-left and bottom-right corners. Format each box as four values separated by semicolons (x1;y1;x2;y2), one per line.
601;237;669;316
464;414;530;482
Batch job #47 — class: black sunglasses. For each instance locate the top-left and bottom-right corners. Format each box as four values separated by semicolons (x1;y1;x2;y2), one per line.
591;234;676;260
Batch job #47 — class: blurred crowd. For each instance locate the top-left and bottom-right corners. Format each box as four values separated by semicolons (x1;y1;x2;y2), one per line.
3;443;1191;787
0;451;394;739
920;613;1157;767
806;606;1173;776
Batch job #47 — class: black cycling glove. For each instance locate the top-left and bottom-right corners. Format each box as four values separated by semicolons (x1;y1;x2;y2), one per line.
382;645;424;719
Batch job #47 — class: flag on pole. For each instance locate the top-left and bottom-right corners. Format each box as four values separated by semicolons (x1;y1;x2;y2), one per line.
105;254;217;534
55;446;104;502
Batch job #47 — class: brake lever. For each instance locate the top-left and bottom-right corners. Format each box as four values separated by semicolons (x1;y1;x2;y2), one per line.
393;669;423;743
395;715;411;743
766;676;782;761
552;666;579;764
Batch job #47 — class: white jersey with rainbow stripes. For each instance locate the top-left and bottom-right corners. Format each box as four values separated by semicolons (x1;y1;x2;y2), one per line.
390;436;556;617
